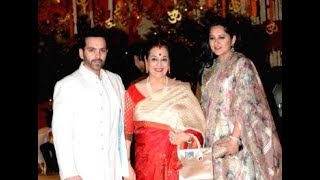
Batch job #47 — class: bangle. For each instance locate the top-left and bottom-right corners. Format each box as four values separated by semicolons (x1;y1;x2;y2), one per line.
229;136;241;145
187;137;193;144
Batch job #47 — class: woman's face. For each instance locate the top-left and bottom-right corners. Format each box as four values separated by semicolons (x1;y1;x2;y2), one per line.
209;25;236;60
145;46;170;78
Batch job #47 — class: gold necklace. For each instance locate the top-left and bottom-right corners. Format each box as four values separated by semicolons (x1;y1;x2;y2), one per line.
146;76;168;95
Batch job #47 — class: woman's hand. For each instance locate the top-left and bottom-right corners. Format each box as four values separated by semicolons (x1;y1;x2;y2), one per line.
216;137;239;156
168;129;191;145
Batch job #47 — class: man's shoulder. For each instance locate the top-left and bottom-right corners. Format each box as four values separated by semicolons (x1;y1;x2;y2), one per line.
56;70;81;85
104;69;119;76
104;70;122;80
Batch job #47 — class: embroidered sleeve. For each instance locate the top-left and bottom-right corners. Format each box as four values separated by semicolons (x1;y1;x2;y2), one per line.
124;91;135;135
182;129;204;149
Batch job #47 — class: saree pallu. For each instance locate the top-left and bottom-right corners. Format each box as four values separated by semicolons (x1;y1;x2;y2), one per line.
202;52;282;180
124;81;206;180
134;81;205;133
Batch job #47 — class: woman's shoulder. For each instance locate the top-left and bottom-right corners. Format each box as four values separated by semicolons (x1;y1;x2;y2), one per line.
127;79;143;92
134;78;147;89
231;53;259;76
126;80;146;101
233;52;251;62
231;52;254;67
127;79;148;98
170;79;191;89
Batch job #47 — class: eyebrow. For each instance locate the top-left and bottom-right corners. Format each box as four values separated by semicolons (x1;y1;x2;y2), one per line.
210;34;226;36
86;47;107;49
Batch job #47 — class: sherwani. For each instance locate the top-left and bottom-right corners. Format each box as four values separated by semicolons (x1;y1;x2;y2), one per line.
52;62;129;180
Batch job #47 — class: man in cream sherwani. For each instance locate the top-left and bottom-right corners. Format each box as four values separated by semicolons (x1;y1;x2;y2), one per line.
52;26;129;180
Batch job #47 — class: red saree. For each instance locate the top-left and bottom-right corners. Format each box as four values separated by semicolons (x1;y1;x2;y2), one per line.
124;82;205;180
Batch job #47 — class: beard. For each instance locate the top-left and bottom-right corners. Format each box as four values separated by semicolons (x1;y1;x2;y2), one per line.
91;58;105;67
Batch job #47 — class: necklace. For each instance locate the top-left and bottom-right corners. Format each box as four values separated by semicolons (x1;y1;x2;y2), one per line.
146;76;168;96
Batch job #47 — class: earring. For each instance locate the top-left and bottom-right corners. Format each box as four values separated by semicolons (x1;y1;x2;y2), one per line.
145;63;148;73
168;67;170;74
231;46;235;52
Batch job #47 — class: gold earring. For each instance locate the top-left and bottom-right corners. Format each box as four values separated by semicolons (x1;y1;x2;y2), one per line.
231;46;235;52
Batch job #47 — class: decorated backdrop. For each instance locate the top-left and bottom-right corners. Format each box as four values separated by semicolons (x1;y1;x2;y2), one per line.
38;0;283;101
39;0;282;61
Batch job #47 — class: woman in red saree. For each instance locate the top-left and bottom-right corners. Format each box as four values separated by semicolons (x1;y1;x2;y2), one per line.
124;40;206;180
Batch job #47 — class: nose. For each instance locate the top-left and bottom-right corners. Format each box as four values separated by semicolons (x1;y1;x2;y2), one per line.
214;39;220;45
156;59;161;66
95;50;101;58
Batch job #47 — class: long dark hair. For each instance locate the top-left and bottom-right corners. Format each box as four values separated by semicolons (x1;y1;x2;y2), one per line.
197;16;240;85
203;16;239;68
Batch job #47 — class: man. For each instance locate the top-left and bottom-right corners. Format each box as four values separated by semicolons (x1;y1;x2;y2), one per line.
52;26;129;180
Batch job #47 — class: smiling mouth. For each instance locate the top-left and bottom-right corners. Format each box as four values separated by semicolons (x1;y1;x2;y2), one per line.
154;68;164;72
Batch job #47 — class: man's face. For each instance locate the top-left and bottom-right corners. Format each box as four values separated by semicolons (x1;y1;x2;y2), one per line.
79;37;108;74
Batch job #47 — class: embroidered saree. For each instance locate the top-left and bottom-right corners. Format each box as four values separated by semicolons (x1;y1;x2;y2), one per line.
201;52;282;180
125;81;206;180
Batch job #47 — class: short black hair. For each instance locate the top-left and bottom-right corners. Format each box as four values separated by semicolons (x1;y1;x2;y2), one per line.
78;25;109;50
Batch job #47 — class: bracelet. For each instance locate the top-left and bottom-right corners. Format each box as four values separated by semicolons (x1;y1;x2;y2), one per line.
229;136;241;146
187;136;193;144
